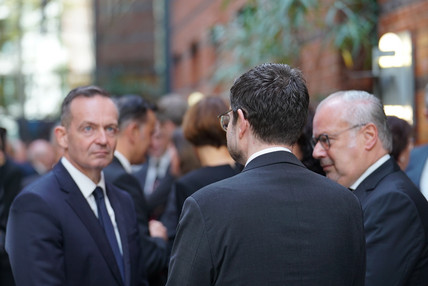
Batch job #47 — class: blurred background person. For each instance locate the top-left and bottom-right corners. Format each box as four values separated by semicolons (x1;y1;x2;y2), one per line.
164;96;241;240
21;139;56;187
133;94;188;220
6;139;36;179
0;127;23;286
406;89;428;200
148;127;200;220
293;106;324;175
386;116;413;171
159;128;200;241
103;94;169;286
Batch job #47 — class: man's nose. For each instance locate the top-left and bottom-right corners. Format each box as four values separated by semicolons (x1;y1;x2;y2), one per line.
312;141;326;159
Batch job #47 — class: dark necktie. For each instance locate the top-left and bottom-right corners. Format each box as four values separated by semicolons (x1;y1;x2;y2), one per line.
93;186;125;282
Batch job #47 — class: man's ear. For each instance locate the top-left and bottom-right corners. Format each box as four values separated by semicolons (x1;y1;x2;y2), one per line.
362;123;378;150
127;121;140;144
237;109;248;139
55;126;68;149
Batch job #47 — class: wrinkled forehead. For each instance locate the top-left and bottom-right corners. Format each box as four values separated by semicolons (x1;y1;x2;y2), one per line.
69;95;118;124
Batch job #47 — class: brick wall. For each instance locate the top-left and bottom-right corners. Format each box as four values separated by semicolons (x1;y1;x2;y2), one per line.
170;0;247;96
170;0;372;103
170;0;428;145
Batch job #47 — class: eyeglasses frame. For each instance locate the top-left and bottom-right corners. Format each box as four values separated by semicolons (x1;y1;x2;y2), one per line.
312;123;368;150
217;109;233;132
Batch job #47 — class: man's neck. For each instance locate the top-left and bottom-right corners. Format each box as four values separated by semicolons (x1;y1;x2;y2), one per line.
196;145;235;167
245;143;293;166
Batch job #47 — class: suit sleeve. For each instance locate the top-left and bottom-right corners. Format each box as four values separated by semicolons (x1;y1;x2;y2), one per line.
363;190;424;286
166;197;213;286
6;192;65;286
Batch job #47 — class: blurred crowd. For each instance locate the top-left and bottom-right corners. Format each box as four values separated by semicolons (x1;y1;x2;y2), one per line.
0;64;427;286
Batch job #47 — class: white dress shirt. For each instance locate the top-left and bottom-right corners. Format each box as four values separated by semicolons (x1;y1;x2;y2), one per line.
350;154;390;191
61;157;123;253
419;159;428;200
246;147;292;166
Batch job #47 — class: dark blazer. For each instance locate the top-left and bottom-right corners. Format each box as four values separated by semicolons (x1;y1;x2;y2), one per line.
5;162;146;286
161;163;241;241
133;161;174;219
104;157;169;279
406;144;428;190
0;158;23;285
0;158;23;246
175;164;241;221
167;151;366;286
354;158;428;286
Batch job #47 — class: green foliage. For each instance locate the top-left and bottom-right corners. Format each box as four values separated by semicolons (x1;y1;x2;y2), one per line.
326;0;378;62
213;0;378;84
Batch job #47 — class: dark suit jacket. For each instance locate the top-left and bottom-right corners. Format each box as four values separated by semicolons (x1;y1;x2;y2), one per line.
5;162;146;286
406;144;428;190
133;161;174;219
354;158;428;286
161;163;241;242
0;157;23;285
175;164;241;222
104;157;169;278
167;151;366;286
0;158;23;247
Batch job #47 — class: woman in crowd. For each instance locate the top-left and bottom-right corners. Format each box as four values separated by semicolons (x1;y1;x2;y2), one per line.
163;96;242;237
387;115;414;170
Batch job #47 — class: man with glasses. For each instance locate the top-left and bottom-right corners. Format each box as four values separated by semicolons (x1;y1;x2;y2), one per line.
166;63;366;286
313;90;428;286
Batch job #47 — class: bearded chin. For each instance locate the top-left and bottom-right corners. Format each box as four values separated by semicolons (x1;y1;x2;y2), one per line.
227;143;245;166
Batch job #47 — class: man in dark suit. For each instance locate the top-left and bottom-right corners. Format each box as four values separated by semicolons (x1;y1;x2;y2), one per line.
313;90;428;286
0;127;23;286
133;94;188;220
406;144;428;200
166;63;366;286
6;86;147;286
104;95;169;286
406;87;428;200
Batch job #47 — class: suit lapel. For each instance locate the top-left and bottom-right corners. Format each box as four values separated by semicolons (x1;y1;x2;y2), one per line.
53;163;125;286
353;158;398;204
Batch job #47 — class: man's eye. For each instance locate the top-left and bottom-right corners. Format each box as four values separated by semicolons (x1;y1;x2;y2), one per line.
106;126;118;135
83;126;93;133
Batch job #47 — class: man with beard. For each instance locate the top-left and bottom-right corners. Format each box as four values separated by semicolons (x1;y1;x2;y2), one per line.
166;63;366;286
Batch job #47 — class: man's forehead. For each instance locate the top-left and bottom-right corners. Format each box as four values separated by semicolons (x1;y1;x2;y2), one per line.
313;111;348;135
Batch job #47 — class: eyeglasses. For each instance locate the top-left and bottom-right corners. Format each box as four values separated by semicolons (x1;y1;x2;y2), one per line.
312;123;367;150
217;109;232;132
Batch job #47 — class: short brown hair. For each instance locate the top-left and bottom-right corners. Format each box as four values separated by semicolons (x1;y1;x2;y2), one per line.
182;96;228;147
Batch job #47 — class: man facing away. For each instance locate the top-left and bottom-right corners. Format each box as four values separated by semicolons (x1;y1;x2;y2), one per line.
166;63;366;286
312;90;428;286
6;86;147;286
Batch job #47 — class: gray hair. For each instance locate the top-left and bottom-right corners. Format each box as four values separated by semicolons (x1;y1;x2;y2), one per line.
157;94;188;126
317;90;392;152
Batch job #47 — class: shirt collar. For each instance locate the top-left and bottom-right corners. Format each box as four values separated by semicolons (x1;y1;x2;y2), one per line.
61;157;106;199
350;154;390;190
245;147;292;166
114;150;132;174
